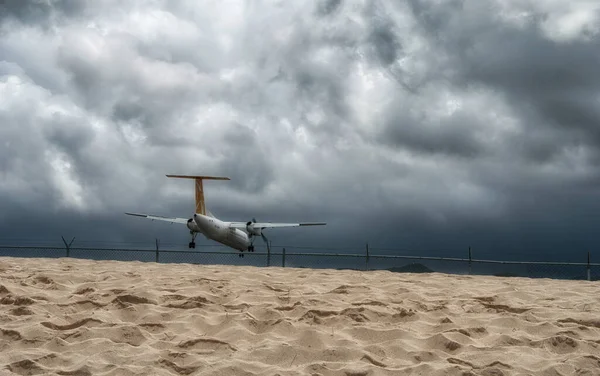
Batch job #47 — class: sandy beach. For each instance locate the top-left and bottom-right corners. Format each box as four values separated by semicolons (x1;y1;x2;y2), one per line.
0;256;599;375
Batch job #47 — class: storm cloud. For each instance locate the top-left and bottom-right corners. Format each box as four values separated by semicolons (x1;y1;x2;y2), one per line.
1;0;600;259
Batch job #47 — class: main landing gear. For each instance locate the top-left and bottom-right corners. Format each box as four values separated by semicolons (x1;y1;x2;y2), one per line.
188;231;198;249
238;245;255;258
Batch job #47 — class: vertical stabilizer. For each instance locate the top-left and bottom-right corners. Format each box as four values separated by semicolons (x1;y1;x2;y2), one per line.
166;175;230;215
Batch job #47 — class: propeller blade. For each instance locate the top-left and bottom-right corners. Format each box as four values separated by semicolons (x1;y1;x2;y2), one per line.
261;232;268;243
253;217;257;223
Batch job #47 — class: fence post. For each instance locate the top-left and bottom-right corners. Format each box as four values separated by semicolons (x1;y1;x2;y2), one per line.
267;241;271;267
61;236;75;257
155;238;160;263
587;252;591;281
366;243;370;271
468;246;472;275
282;248;286;268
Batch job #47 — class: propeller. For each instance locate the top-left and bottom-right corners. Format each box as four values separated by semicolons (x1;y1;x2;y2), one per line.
256;218;269;244
246;218;269;244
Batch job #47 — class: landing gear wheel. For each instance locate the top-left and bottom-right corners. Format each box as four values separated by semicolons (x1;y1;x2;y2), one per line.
189;232;198;249
248;245;255;252
239;252;244;258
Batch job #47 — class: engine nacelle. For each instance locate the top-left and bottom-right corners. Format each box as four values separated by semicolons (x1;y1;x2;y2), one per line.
187;218;199;232
246;222;262;236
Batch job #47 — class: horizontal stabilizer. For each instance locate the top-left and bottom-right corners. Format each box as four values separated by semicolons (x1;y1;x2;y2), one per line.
166;175;230;180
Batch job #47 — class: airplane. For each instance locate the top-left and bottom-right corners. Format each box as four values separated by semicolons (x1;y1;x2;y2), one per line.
125;175;326;257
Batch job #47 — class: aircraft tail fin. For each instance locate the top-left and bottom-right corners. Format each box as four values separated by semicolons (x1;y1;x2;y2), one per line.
166;175;230;215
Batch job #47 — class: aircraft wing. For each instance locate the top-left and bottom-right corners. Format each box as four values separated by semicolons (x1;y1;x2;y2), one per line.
125;212;189;224
228;222;326;229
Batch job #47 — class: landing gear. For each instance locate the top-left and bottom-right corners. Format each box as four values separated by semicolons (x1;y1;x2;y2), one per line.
188;231;198;249
239;245;254;258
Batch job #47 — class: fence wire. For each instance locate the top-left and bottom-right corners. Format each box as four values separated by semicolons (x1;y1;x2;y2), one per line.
0;245;597;281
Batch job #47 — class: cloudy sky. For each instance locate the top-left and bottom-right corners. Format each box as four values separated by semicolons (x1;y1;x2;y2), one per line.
1;0;599;259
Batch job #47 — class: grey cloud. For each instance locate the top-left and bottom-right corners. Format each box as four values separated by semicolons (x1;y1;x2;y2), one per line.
379;104;484;158
367;16;402;66
215;123;275;193
405;0;467;39
458;27;600;100
0;29;67;93
413;3;600;159
43;112;95;154
1;0;56;24
0;77;53;180
0;0;88;26
506;126;578;165
112;99;146;123
55;34;222;151
398;1;600;177
316;0;343;17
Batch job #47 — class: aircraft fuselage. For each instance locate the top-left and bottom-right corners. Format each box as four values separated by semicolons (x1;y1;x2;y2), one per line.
187;213;251;251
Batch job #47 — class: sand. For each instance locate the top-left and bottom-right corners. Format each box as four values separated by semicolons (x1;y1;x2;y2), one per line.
0;256;599;376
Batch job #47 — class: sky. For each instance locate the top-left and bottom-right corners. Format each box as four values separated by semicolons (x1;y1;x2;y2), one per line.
1;0;600;260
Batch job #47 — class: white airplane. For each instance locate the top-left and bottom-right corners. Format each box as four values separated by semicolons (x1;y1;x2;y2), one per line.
125;175;326;256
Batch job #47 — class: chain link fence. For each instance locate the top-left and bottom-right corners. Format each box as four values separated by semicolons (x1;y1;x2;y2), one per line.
0;244;597;281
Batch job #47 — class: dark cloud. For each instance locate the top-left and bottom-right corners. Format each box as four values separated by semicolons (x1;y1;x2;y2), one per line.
316;0;343;17
43;113;95;154
1;0;88;26
1;0;600;261
214;123;275;193
379;103;484;158
368;17;402;66
411;2;600;163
